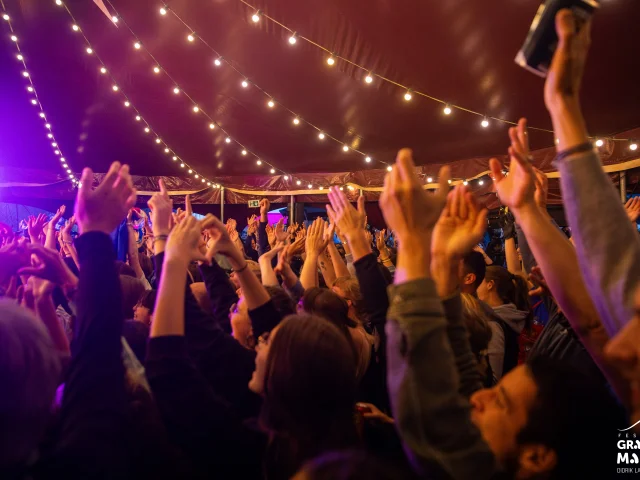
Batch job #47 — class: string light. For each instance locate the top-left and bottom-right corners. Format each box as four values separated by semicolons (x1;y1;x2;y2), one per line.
631;142;638;151
387;166;392;172
342;145;349;152
427;177;433;183
173;87;180;94
164;147;170;153
214;57;222;66
241;79;249;88
404;90;412;101
111;16;118;23
251;10;261;23
365;72;373;84
134;41;141;49
187;33;195;42
448;179;453;184
2;14;8;21
307;184;312;189
256;160;262;165
288;32;297;45
292;117;300;125
225;137;231;143
241;149;247;155
188;169;193;174
27;86;33;92
55;0;62;5
481;117;489;128
192;105;199;113
22;70;28;77
270;168;275;174
144;127;150;133
71;24;79;31
30;98;37;104
153;66;160;73
135;115;141;121
155;138;161;144
319;186;324;190
16;53;22;60
478;179;484;186
595;139;604;147
365;156;371;163
326;55;335;66
172;156;178;161
296;180;302;185
318;132;325;140
443;105;452;115
124;100;130;107
463;180;468;186
209;123;215;129
10;34;17;41
267;99;275;108
112;84;119;91
284;175;289;180
159;6;167;15
100;66;107;74
86;47;93;54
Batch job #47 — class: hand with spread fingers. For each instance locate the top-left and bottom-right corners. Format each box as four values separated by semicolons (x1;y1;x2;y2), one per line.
18;243;78;287
75;161;137;235
27;214;48;245
326;188;366;240
305;217;330;257
625;197;640;223
274;218;289;243
147;179;173;236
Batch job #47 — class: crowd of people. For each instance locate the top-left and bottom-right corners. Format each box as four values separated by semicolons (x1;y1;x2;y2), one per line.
1;10;638;479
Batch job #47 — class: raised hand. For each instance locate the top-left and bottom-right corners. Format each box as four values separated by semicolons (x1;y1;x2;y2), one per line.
489;119;536;214
289;232;306;256
164;215;208;265
375;230;388;254
379;149;450;246
50;205;66;228
625;197;640;223
61;216;76;243
305;217;330;257
274;218;289;243
326;188;366;239
229;228;240;243
75;161;137;235
533;168;549;211
323;221;336;244
147;179;173;236
259;198;270;222
265;224;276;247
202;215;244;267
18;243;78;286
528;266;551;298
432;185;488;261
226;218;237;232
27;213;48;244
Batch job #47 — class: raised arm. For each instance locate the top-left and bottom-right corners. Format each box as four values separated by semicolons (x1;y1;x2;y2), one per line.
300;217;330;290
45;205;65;250
381;150;496;479
544;10;640;337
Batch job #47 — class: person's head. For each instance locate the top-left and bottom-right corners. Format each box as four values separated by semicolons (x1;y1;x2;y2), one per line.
478;266;531;319
460;251;486;295
251;314;358;467
460;293;493;356
604;284;640;433
116;260;137;278
133;289;157;326
332;277;365;323
470;357;620;478
0;300;61;468
251;237;257;250
120;275;147;319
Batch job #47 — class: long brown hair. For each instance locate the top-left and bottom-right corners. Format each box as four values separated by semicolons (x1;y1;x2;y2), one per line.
484;266;533;331
260;314;358;477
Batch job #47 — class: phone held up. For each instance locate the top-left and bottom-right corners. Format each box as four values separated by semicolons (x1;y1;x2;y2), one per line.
515;0;599;77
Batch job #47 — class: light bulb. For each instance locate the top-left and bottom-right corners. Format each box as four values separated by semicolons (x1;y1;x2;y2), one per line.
164;148;169;153
327;56;335;66
207;182;211;186
225;137;231;143
172;156;177;161
339;187;343;191
60;157;65;162
51;142;57;147
155;138;161;144
479;180;484;186
173;87;180;94
427;177;433;183
241;149;247;155
443;105;452;115
159;7;167;15
257;160;262;165
100;67;107;74
144;127;150;133
192;105;199;113
31;99;37;105
555;138;560;145
284;175;289;180
365;156;371;163
387;166;392;172
201;178;205;183
45;123;51;129
17;54;23;60
46;131;52;136
22;71;29;77
318;132;325;140
251;11;260;23
62;163;67;168
319;186;324;190
187;33;195;42
481;118;489;128
448;179;452;184
124;101;130;107
69;174;74;179
347;185;354;191
270;168;275;174
288;33;297;45
135;115;141;121
595;139;604;147
209;123;215;129
307;184;312;189
27;86;34;92
72;25;79;31
365;72;373;84
153;66;160;74
241;79;249;88
42;114;47;120
67;169;71;173
195;174;199;179
55;0;62;5
134;42;141;49
54;150;60;155
10;35;17;42
111;16;118;23
631;143;638;151
463;180;468;186
180;163;185;168
111;85;119;92
188;169;193;174
293;117;300;125
342;145;349;152
268;99;275;108
214;57;222;66
296;180;301;185
86;47;93;54
2;14;9;21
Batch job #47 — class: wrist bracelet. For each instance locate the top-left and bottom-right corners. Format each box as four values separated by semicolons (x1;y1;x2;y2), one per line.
153;234;168;242
233;263;249;273
555;142;594;163
63;240;73;245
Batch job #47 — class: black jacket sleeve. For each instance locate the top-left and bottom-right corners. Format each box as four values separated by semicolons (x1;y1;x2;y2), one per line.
249;299;283;339
46;232;129;477
154;252;260;418
258;221;268;256
198;261;238;334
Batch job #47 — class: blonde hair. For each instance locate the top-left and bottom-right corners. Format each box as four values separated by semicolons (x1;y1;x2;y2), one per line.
332;276;365;321
0;300;61;466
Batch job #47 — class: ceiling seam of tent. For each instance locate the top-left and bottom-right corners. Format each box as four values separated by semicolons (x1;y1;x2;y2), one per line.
55;3;225;191
236;0;637;147
105;0;386;171
1;2;78;186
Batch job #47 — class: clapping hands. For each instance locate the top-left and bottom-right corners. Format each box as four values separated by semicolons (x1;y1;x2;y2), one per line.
305;217;331;257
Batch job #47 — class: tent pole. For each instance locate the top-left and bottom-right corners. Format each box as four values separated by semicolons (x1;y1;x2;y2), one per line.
620;171;627;203
359;188;363;197
220;186;225;223
290;195;294;225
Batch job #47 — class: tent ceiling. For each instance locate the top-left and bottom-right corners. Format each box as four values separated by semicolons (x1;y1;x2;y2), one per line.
1;0;639;184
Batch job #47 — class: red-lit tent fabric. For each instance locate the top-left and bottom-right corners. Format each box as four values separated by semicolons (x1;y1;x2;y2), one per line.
1;0;639;207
